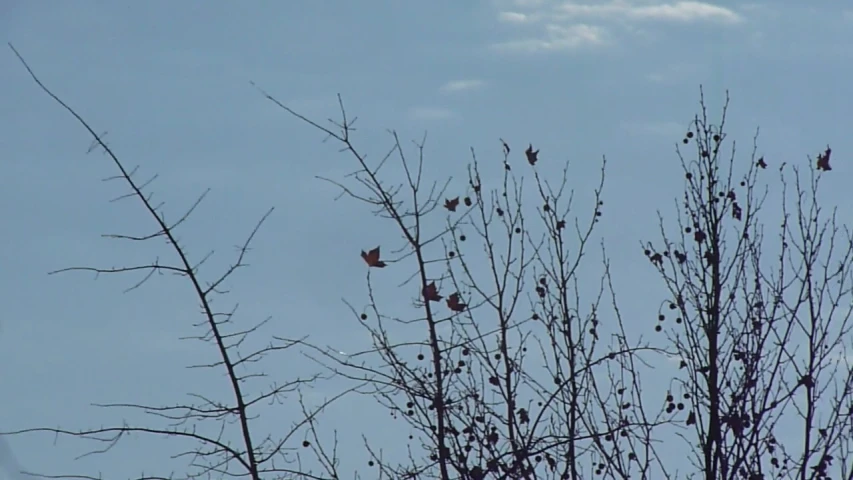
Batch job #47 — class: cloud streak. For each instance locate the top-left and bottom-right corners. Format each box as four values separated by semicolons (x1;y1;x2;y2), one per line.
499;1;742;25
498;11;531;23
493;1;743;53
493;23;608;53
554;1;743;24
440;79;486;93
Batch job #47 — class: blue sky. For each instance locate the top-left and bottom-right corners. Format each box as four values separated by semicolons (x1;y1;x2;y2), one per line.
2;0;852;478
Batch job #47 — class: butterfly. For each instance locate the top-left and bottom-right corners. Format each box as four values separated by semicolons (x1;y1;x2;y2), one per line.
361;247;387;268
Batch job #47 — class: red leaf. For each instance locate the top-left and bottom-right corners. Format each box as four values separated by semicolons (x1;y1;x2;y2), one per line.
423;282;442;302
446;293;467;312
817;146;832;171
361;247;387;268
444;197;460;212
525;144;539;166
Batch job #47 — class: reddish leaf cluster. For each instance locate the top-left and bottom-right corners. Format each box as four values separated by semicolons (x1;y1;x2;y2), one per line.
361;249;466;312
423;282;466;312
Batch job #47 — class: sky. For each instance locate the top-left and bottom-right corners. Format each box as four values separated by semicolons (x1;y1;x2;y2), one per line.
1;0;852;478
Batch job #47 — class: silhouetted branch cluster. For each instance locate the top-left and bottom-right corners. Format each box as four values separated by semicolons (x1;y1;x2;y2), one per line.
6;44;345;480
262;91;674;479
643;88;853;480
7;44;852;480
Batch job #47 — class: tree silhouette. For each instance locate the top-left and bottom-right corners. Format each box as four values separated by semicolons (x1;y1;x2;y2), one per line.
6;43;852;480
6;44;347;480
643;89;853;480
260;90;671;479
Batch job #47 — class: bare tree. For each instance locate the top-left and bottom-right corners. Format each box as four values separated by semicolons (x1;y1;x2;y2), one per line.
643;89;853;480
6;45;347;480
257;87;672;480
10;42;851;480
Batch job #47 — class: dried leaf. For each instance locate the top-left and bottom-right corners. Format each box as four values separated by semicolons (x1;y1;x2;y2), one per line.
525;144;539;166
447;292;467;312
361;247;387;268
423;282;442;302
444;197;460;212
817;146;832;171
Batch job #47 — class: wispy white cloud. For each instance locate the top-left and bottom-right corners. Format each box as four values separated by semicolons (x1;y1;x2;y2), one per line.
492;1;743;54
555;1;743;25
498;11;532;23
493;23;608;53
510;0;548;7
408;107;456;120
440;79;486;93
